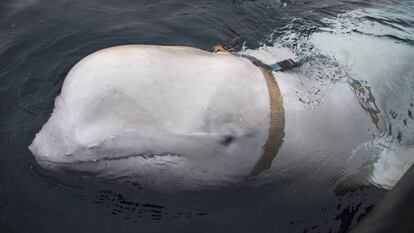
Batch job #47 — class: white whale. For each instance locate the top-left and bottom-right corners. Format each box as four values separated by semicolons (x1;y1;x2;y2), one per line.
29;45;284;190
30;41;414;191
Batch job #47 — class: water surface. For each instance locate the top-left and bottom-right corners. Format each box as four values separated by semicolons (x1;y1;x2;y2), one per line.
1;0;413;232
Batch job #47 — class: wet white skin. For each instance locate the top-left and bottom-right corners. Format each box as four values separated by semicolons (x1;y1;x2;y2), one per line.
29;45;272;190
241;33;414;191
30;39;413;191
312;31;414;189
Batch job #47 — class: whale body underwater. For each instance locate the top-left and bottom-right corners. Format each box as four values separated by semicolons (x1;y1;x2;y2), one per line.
29;45;412;190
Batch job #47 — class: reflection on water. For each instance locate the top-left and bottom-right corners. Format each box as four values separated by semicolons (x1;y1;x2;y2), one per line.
1;0;413;232
91;190;208;222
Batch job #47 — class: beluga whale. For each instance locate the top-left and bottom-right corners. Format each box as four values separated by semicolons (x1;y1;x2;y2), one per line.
29;45;285;190
29;41;414;192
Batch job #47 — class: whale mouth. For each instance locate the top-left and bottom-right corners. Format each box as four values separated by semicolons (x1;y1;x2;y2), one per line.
36;152;183;166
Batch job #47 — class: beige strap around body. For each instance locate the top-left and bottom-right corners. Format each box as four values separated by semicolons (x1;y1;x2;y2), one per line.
211;47;285;176
249;68;285;176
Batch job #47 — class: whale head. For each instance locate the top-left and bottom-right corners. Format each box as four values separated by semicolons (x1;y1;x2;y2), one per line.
28;45;285;190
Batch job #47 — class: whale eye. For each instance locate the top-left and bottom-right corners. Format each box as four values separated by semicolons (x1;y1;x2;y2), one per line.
220;135;235;146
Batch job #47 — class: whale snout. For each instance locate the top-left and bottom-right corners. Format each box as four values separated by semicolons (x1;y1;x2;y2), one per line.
29;126;76;169
29;140;64;170
29;135;97;178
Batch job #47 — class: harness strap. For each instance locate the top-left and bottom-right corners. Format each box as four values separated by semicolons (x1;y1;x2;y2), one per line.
249;68;285;176
240;53;310;72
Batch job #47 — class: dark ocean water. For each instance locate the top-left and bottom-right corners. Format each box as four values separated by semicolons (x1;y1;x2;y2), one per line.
1;0;413;232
